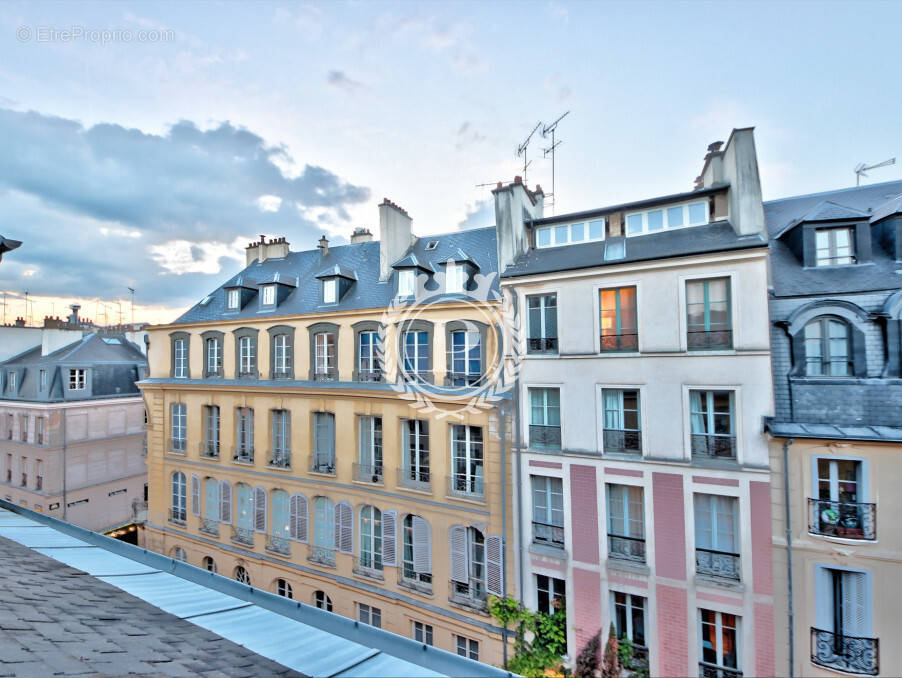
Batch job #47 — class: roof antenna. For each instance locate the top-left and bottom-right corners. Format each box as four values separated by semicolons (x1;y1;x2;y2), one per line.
542;111;569;215
516;122;542;184
855;157;895;186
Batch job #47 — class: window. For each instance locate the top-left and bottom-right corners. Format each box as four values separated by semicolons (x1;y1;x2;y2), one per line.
234;483;255;544
170;471;186;523
200;478;220;535
202;556;217;573
804;318;851;377
314;590;333;612
235;407;254;461
686;278;732;350
811;458;872;539
699;610;740;676
600;286;638;351
289;493;309;542
448;330;481;385
813;568;876;675
607;484;645;562
275;578;293;598
203;406;220;458
357;330;382;380
695;494;740;580
602;389;641;454
455;635;479;661
262;285;275;305
402;420;430;488
402;514;432;586
529;388;561;449
402;330;430;380
39;370;46;391
272;334;291;376
532;476;564;548
314;332;336;379
626;200;707;235
312;412;335;472
8;372;16;392
20;415;27;443
359;505;383;572
398;269;415;297
206;337;222;375
227;289;240;309
68;369;86;391
173;339;187;378
170;403;186;452
270;409;290;467
413;621;434;646
237;335;257;376
816;227;856;266
311;496;336;563
527;294;558;353
450;526;486;602
323;278;337;304
357;603;381;628
536;219;604;248
171;547;188;562
35;460;43;490
234;566;251;585
446;262;466;293
689;390;736;459
536;574;566;615
20;457;27;486
5;415;10;440
4;453;11;483
613;592;648;670
357;416;382;481
451;425;484;496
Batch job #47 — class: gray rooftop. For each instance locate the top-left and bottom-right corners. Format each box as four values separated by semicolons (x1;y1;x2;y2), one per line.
765;419;902;443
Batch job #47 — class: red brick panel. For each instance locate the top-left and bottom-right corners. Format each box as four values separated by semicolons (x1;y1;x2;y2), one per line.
655;583;689;676
652;472;686;580
754;601;776;677
569;464;599;564
572;567;602;659
750;480;773;595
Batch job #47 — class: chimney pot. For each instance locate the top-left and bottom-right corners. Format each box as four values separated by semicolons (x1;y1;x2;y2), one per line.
708;141;724;153
514;175;522;184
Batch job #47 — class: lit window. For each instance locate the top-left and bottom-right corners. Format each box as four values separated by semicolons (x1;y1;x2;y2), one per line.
699;610;740;675
262;285;275;305
323;278;337;303
600;286;638;351
612;592;647;668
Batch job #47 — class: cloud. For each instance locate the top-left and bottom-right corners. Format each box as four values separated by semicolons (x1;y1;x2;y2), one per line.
327;70;365;92
458;198;494;230
544;73;572;103
0;108;370;308
455;121;487;151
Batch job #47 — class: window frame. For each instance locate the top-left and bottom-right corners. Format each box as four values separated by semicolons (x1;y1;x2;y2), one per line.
357;602;382;628
307;322;340;381
170;403;187;452
699;609;741;673
598;285;639;352
525;293;558;354
600;387;643;456
531;475;565;548
450;425;484;497
398;319;433;383
68;368;86;391
815;226;857;267
358;504;383;572
685;277;733;351
803;317;852;377
397;269;416;298
267;325;295;379
413;621;434;646
201;330;224;378
535;218;605;248
312;412;336;472
445;320;487;386
233;328;259;379
625;199;708;236
688;389;737;461
352;321;383;382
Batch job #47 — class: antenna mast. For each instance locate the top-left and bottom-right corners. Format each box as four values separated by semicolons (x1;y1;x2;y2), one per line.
128;287;135;325
855;158;896;186
542;111;570;214
516;122;542;184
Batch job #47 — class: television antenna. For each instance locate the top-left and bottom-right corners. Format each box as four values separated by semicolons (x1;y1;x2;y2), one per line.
855;157;895;186
542;111;569;213
127;287;135;325
516;122;542;184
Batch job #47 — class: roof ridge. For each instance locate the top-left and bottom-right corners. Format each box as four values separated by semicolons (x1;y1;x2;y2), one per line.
765;178;902;205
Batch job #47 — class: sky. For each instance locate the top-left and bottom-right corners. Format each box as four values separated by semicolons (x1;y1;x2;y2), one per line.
0;0;900;325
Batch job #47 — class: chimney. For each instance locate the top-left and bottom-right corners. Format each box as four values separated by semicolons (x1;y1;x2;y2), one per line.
246;234;265;266
492;178;543;273
68;304;81;325
14;317;24;327
378;198;413;281
350;227;373;244
699;129;765;236
246;235;289;265
318;235;329;258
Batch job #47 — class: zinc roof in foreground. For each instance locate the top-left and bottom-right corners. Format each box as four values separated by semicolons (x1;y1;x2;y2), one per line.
0;501;517;678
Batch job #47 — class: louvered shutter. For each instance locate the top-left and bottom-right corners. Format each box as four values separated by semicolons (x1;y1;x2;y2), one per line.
335;502;353;554
412;516;432;574
191;475;200;516
220;481;232;524
485;535;504;596
254;487;266;532
290;494;308;542
842;571;868;636
449;525;468;583
382;510;397;566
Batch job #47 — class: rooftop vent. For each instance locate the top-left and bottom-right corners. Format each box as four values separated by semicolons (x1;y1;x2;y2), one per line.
425;240;439;251
604;238;626;261
199;295;213;307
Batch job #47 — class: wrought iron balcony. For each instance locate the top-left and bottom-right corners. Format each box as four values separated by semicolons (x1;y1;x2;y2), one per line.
808;498;876;540
691;434;736;460
167;508;186;526
608;534;646;563
312;369;337;382
688;329;733;350
352;555;384;580
449;580;487;610
698;662;742;678
600;332;638;352
445;372;483;387
271;368;292;380
307;544;336;567
398;566;433;594
353;462;383;483
533;521;565;549
603;429;642;455
696;547;740;580
230;525;254;546
199;518;219;537
527;337;558;354
198;441;220;459
308;454;336;475
398;466;431;491
231;446;254;464
268;449;291;469
265;533;291;556
811;627;878;675
448;474;485;500
529;425;561;450
356;369;383;383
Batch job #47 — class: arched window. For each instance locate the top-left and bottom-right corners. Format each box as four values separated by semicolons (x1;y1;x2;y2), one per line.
314;590;333;612
402;515;432;586
275;578;293;599
359;505;383;571
202;556;217;573
234;566;251;585
171;546;187;562
171;471;186;522
804;317;852;376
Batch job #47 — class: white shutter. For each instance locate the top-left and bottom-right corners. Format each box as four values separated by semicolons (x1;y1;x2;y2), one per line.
290;494;308;542
254;487;266;532
694;495;713;549
382;510;398;566
449;525;468;583
607;485;625;535
485;535;504;596
191;475;200;516
220;481;232;524
412;516;432;574
842;571;868;636
335;502;353;554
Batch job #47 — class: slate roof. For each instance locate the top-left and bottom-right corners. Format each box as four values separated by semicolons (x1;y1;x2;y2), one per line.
501;222;766;279
765;419;902;443
175;227;499;325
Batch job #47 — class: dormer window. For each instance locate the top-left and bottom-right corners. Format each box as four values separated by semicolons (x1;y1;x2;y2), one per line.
227;289;240;310
625;200;707;236
536;219;604;248
398;269;415;298
815;227;855;266
323;278;337;304
8;372;15;392
446;262;465;293
262;285;276;305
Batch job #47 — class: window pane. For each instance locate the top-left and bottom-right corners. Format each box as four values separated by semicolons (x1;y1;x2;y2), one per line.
626;214;643;235
570;223;584;242
537;228;551;247
589;220;604;239
554;225;569;244
667;206;684;227
689;202;706;224
647;210;663;231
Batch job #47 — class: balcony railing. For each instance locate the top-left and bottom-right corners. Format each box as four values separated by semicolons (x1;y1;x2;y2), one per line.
309;454;336;475
529;425;561;450
449;580;487;610
448;474;485;500
199;518;219;537
398;566;433;594
445;372;483;387
398;466;431;491
168;508;187;525
691;434;736;460
353;462;383;483
265;533;291;556
696;547;740;580
808;498;876;540
231;446;254;464
600;332;638;352
313;369;338;382
271;368;292;380
698;663;742;678
356;369;383;383
352;555;384;580
527;337;558;353
169;438;187;454
230;525;254;546
198;441;220;459
811;627;879;675
688;329;733;350
533;521;565;548
623;645;649;674
603;429;642;455
401;370;432;384
608;534;646;563
268;449;291;469
307;544;336;567
35;477;42;491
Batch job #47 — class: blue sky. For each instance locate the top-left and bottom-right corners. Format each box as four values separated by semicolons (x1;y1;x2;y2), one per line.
0;0;900;322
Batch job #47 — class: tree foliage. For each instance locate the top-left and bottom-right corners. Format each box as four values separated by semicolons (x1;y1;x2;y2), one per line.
488;595;567;678
574;628;601;678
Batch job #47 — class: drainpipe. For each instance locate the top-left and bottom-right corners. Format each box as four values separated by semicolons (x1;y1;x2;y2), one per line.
782;437;795;678
511;291;525;608
500;405;509;667
62;408;68;520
